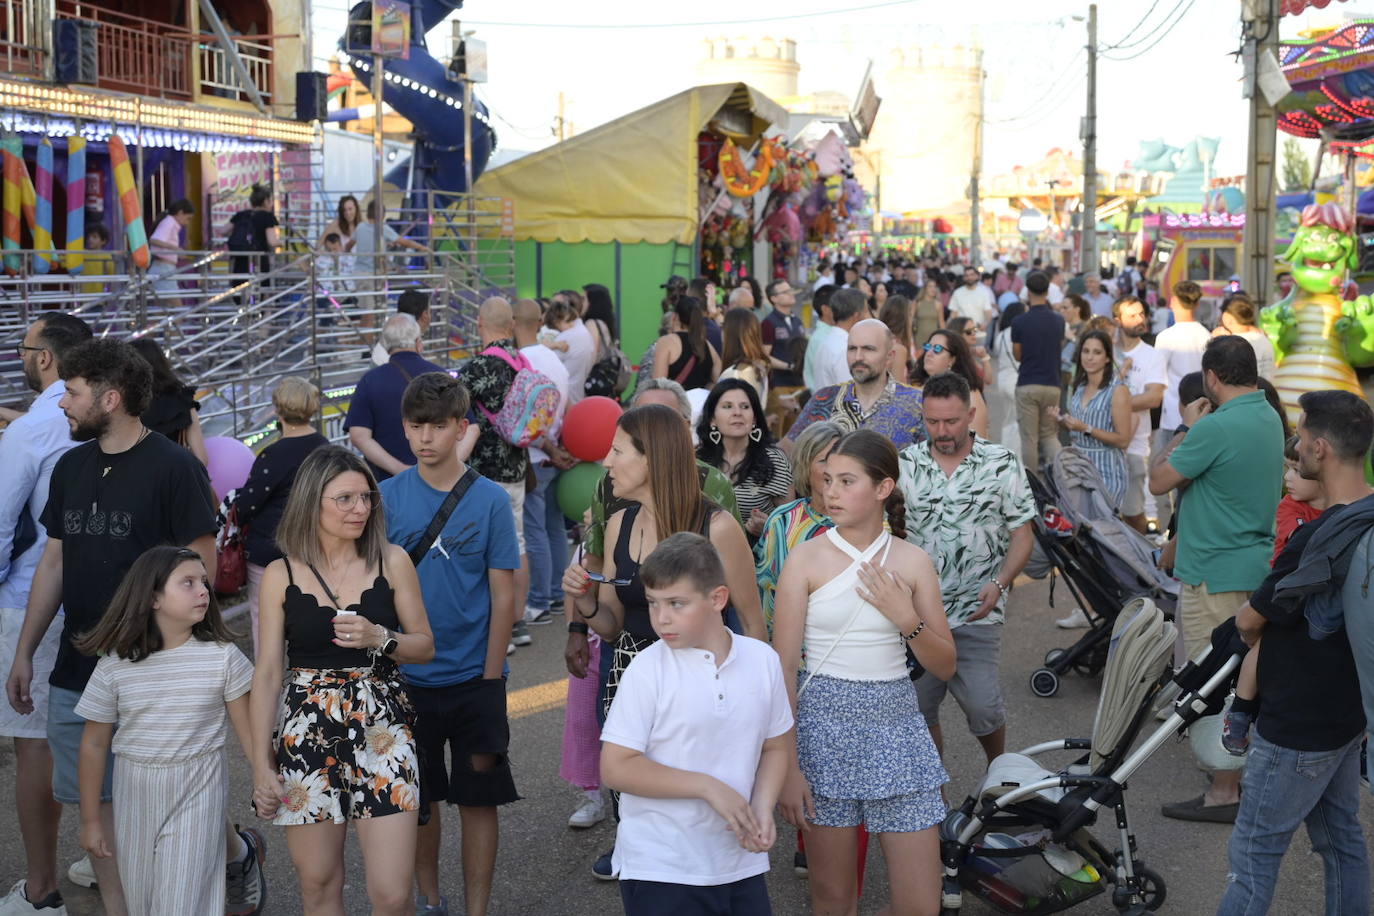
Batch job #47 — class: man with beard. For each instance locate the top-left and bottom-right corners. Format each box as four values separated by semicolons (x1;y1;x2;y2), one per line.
949;265;996;328
1150;336;1284;824
1113;297;1166;534
0;313;89;914
898;371;1035;765
5;338;268;915
785;318;928;452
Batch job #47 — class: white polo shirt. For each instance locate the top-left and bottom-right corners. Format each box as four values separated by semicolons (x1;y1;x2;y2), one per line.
603;634;793;886
813;326;851;391
1155;320;1211;430
1116;340;1166;458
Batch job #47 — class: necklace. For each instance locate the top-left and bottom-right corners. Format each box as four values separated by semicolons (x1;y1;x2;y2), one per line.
309;553;359;609
92;426;150;514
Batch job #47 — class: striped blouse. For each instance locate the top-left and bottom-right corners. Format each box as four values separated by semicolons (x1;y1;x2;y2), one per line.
1069;380;1129;510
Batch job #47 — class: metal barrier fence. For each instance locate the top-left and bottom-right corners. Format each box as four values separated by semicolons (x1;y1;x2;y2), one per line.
0;208;515;444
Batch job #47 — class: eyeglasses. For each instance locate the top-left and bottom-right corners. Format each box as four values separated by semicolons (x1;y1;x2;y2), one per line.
575;532;634;587
922;343;947;354
322;490;378;511
963;329;978;337
14;345;46;357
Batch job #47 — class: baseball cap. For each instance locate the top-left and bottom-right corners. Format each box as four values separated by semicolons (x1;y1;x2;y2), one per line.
661;275;688;291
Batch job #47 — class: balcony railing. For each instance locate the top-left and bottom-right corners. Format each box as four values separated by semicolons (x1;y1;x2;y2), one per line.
55;0;193;99
198;34;273;105
0;0;44;78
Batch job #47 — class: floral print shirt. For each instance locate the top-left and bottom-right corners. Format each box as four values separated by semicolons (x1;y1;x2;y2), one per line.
458;338;528;484
754;497;832;633
787;376;928;448
898;436;1035;627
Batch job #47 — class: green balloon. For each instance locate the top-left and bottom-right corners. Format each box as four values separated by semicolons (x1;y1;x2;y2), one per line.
556;461;606;523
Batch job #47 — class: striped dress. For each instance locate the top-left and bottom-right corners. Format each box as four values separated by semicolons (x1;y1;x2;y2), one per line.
1069;380;1129;510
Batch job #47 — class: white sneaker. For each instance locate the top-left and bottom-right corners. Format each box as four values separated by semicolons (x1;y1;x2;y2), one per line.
568;795;607;829
1056;607;1091;629
507;642;516;656
0;879;69;915
66;856;97;889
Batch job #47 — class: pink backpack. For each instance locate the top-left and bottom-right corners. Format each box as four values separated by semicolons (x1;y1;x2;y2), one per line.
475;346;559;448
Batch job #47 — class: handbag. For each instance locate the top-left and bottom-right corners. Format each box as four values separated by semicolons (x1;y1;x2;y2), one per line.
584;321;633;398
213;504;247;595
408;466;478;566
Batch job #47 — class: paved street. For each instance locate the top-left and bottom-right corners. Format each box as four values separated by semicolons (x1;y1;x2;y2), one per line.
1;573;1367;914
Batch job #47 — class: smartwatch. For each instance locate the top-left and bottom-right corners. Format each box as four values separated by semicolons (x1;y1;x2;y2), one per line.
379;627;399;657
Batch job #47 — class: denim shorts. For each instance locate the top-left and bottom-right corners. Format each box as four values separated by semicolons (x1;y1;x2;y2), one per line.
48;685;114;805
915;623;1006;736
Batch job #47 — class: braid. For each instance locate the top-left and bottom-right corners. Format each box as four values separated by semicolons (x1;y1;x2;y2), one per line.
885;488;908;540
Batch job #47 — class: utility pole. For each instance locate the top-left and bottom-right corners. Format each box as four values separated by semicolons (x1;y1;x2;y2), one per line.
968;48;984;268
1242;0;1280;308
555;92;568;142
1081;4;1099;275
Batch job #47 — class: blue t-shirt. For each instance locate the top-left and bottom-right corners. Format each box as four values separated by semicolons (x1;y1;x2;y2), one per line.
380;467;520;687
343;352;446;480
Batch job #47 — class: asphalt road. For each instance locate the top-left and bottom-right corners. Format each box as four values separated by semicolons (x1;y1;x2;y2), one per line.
1;570;1364;915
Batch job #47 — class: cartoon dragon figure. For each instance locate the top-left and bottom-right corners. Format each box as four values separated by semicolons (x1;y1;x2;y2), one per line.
1260;202;1366;423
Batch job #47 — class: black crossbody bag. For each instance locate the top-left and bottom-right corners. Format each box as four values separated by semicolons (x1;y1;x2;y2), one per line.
407;466;478;566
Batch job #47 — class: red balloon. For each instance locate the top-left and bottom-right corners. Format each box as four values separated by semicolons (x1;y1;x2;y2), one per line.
562;396;624;462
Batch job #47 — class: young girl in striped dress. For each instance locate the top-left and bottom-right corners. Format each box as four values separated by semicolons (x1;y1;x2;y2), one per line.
773;429;957;914
74;546;254;916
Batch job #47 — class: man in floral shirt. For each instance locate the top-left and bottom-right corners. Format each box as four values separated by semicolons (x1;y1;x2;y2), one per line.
784;318;927;452
459;297;531;645
898;371;1035;766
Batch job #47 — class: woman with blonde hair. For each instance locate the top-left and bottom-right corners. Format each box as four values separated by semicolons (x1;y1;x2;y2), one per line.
249;445;435;915
235;376;329;647
911;281;944;349
719;307;771;402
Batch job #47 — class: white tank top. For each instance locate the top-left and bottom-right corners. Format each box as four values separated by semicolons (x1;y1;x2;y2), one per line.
802;529;910;683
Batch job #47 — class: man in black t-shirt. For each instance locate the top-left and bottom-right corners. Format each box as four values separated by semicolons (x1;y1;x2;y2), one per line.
3;338;267;914
1221;391;1372;915
1010;270;1065;475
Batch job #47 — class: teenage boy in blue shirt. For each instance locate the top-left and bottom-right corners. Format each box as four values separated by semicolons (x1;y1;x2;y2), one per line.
380;372;520;916
601;532;793;915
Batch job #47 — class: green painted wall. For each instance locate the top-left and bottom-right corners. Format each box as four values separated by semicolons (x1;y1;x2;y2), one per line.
513;239;679;361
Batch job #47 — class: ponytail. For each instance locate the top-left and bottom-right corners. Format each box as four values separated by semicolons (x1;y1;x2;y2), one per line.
885;487;907;540
674;295;707;361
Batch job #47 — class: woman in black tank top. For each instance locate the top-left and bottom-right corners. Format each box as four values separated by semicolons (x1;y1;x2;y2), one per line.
563;405;766;717
246;446;435;912
652;295;721;389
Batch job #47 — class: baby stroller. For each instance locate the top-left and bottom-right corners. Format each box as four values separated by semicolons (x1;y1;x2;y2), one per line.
1024;448;1180;697
938;599;1245;914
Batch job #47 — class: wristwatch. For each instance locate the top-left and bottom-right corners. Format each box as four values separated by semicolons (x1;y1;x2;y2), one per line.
378;627;399;657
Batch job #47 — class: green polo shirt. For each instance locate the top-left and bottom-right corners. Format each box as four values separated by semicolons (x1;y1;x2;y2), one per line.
1169;390;1284;592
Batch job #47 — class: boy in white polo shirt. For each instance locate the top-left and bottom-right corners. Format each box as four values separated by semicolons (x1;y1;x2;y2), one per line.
601;532;793;915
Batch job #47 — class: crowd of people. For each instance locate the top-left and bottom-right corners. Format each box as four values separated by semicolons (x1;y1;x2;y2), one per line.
1;245;1372;916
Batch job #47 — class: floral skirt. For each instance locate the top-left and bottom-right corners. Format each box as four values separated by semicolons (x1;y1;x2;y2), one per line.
273;666;421;825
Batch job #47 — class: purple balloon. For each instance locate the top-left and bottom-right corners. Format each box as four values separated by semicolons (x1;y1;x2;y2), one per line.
204;436;256;503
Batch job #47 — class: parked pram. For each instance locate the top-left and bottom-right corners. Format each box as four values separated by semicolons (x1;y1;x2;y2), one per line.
938;600;1246;914
1024;448;1180;697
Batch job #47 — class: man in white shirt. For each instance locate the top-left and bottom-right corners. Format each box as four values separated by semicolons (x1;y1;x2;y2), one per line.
513;299;576;628
812;260;835;292
1083;273;1115;318
0;313;91;914
371;289;432;366
812;288;868;391
1113;298;1167;533
1152;280;1211;524
1046;266;1066;305
949;266;996;327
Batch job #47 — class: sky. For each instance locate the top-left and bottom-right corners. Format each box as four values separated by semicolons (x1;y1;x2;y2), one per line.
307;0;1353;181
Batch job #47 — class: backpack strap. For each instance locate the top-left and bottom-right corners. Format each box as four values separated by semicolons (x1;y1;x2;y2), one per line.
480;345;529;373
409;466;479;566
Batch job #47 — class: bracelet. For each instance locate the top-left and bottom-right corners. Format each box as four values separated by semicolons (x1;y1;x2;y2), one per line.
991;579;1009;599
568;621;589;635
900;621;926;642
578;602;602;622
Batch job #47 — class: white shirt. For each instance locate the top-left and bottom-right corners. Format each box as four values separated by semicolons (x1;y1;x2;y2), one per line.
556;319;596;406
1047;282;1066;305
812;274;835;292
520;343;570;465
1237;329;1277;381
1155;320;1211;429
802;323;833;392
150;216;181;266
604;635;793;886
1116;340;1166;457
813;326;851;391
949;284;995;325
0;381;74;610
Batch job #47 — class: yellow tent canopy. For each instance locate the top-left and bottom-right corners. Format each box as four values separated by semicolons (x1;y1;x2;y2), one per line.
474;82;788;246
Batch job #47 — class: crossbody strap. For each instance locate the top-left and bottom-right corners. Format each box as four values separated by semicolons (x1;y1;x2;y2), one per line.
409;466;478;566
798;533;894;697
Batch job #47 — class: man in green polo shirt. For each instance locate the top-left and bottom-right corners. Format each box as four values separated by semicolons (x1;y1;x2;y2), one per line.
1150;335;1284;823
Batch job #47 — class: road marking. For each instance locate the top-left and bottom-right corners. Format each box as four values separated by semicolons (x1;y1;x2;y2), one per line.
509;678;567;719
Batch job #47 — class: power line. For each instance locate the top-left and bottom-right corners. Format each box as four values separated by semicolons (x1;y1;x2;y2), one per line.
1100;0;1163;51
985;48;1084;125
461;0;922;30
1100;0;1196;62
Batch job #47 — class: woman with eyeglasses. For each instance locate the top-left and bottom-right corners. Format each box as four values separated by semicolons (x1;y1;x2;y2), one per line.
910;329;990;439
1048;329;1133;509
248;445;435;915
945;315;992;383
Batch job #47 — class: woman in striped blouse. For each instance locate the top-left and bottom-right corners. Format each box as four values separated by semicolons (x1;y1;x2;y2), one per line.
1050;329;1134;510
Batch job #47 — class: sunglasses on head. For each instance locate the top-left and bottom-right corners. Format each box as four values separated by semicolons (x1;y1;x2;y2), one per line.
922;343;947;354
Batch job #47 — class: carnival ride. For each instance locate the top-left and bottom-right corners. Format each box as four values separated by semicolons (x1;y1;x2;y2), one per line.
335;0;497;207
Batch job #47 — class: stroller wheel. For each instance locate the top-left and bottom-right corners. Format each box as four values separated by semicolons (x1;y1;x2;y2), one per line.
1136;867;1166;911
1030;667;1060;697
1044;647;1066;667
